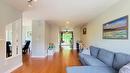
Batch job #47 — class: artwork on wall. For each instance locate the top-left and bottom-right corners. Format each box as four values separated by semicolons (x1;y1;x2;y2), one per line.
27;31;32;38
83;28;87;35
103;16;128;39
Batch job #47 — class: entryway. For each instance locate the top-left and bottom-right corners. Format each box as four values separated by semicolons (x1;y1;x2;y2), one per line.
60;31;73;51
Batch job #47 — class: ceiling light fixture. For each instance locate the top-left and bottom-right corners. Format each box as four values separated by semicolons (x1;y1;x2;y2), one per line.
66;21;70;24
33;0;38;2
27;0;37;7
28;3;33;7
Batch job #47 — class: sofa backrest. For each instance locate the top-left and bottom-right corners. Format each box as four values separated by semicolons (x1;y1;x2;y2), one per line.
113;53;130;70
90;46;100;57
97;49;114;66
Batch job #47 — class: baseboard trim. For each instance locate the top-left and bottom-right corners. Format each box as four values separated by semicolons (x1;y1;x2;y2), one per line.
31;53;47;58
5;63;23;73
31;56;46;58
31;55;47;58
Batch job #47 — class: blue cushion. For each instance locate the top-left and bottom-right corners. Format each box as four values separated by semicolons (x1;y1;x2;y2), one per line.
97;49;114;66
83;55;106;66
79;53;88;65
66;66;118;73
113;53;130;70
90;46;100;57
79;53;86;59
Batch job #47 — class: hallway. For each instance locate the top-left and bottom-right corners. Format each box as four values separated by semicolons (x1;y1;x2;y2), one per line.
12;48;81;73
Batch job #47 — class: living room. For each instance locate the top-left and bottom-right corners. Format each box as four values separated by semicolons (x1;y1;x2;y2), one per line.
0;0;130;73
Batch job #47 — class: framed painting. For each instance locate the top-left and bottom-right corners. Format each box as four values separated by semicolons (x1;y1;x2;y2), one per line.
103;16;128;39
83;28;86;35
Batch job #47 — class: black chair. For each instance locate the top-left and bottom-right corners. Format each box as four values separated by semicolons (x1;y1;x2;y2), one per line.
6;41;12;57
76;42;80;53
22;41;31;54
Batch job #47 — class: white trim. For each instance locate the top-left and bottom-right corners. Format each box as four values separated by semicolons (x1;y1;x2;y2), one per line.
5;63;23;73
31;55;47;58
5;54;21;60
31;53;47;58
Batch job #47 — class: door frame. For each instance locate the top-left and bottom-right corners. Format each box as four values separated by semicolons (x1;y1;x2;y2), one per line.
59;31;74;49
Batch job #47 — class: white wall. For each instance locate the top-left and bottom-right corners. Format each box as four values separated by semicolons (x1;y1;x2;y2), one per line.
45;23;51;51
73;26;81;49
32;20;47;57
80;25;88;47
50;24;60;52
0;0;22;72
22;26;32;42
31;21;60;57
86;0;130;54
22;16;32;44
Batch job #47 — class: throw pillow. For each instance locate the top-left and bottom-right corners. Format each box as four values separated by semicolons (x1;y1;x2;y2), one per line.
81;48;90;55
119;63;130;73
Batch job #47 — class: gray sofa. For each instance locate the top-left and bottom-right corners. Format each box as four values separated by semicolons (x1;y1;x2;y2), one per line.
67;46;130;73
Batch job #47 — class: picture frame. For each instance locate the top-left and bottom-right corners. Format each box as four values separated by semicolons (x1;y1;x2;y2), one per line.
103;16;128;39
83;28;87;35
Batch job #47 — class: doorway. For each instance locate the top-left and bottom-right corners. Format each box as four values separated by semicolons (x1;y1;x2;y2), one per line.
60;31;73;50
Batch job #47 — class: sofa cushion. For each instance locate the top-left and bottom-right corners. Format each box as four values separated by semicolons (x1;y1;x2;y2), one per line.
113;53;130;70
79;53;87;65
79;53;86;59
79;58;86;65
90;46;100;57
83;55;107;66
66;66;118;73
97;49;114;66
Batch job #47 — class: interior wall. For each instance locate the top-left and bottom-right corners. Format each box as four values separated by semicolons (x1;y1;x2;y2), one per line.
73;26;81;49
0;0;22;72
80;24;88;47
22;26;32;42
22;16;32;44
45;23;51;52
32;20;47;57
50;24;60;52
86;0;130;54
31;21;60;56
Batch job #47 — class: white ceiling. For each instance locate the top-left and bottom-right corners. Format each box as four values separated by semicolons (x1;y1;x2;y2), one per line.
7;0;121;26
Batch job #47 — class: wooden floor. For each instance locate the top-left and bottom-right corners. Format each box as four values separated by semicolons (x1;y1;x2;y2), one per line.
12;47;81;73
